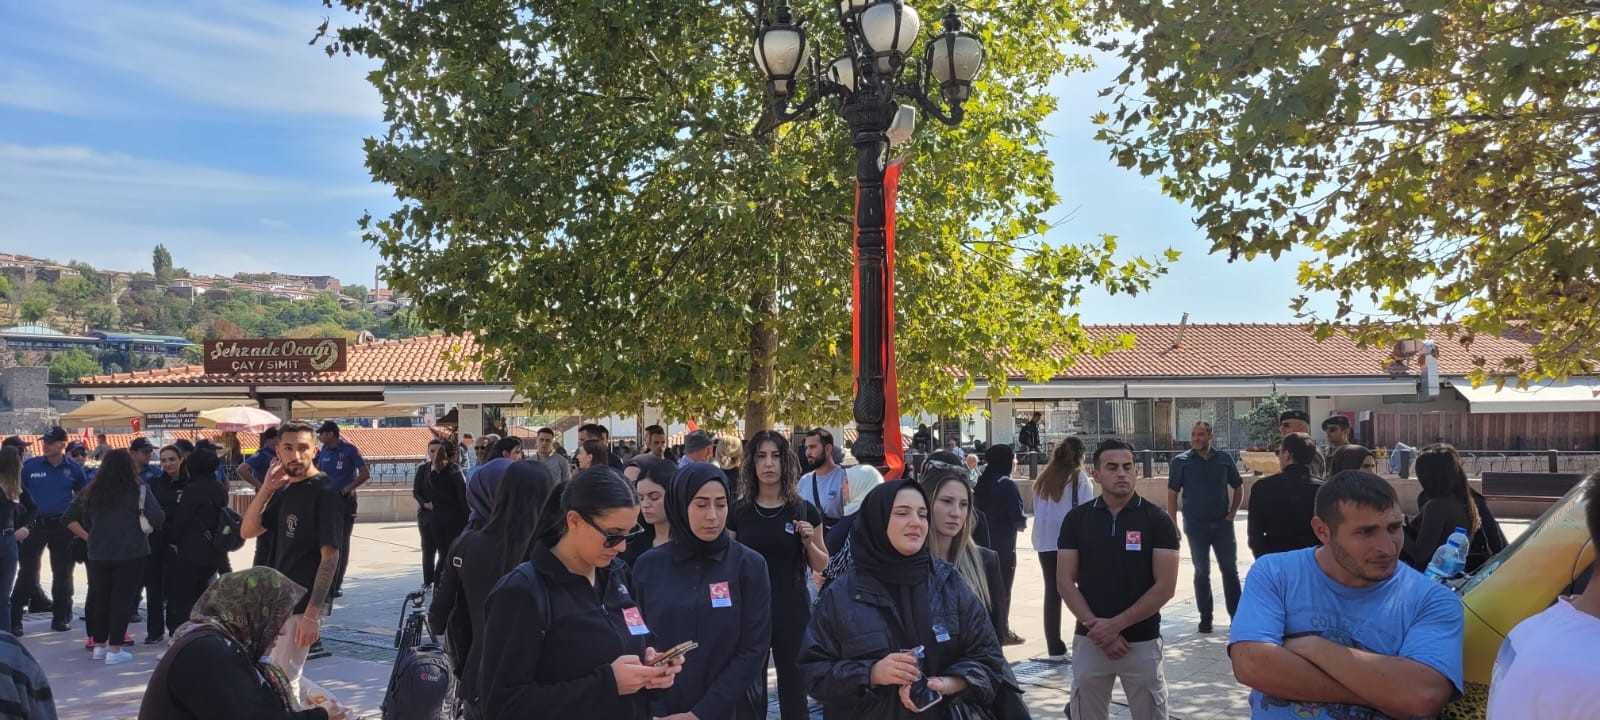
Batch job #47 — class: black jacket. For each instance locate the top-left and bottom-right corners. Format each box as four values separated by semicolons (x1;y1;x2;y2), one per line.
634;542;772;720
427;529;515;709
799;560;1011;720
477;544;652;720
974;478;1024;557
0;491;35;533
138;627;327;720
168;477;228;567
1246;464;1322;559
976;547;1006;639
411;462;432;526
422;464;470;535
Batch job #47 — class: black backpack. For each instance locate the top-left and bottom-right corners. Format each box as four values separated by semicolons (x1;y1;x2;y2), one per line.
211;507;247;554
382;589;458;720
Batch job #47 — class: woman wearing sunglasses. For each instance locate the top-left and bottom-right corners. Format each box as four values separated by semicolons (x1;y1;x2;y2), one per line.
478;466;683;720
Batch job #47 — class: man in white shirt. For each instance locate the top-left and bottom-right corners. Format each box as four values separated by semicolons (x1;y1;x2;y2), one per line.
1486;471;1600;719
797;428;846;530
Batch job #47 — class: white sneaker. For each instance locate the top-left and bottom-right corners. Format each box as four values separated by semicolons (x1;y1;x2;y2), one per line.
105;650;133;666
1046;653;1068;662
92;645;107;660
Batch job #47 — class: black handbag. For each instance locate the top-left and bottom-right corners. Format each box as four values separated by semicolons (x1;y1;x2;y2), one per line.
991;679;1032;720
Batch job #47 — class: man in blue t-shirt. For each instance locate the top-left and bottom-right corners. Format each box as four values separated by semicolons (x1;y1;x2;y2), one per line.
315;421;367;598
1229;471;1463;719
12;427;88;633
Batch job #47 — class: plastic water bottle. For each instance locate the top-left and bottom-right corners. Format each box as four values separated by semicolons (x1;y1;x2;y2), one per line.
1424;526;1470;581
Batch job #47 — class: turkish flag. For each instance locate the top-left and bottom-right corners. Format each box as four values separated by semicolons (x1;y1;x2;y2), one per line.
131;417;141;432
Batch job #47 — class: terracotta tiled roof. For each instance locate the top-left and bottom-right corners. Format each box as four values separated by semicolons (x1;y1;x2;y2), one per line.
1034;324;1540;380
75;334;484;387
70;325;1545;390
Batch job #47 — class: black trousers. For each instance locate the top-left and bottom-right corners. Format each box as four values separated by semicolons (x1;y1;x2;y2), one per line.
12;520;74;626
998;549;1017;638
1038;551;1067;657
333;494;357;594
87;556;146;646
164;559;217;633
417;516;437;586
144;543;168;640
766;589;811;720
430;519;465;586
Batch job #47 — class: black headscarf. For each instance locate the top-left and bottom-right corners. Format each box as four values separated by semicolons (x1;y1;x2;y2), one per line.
666;462;732;558
849;479;934;652
977;444;1015;485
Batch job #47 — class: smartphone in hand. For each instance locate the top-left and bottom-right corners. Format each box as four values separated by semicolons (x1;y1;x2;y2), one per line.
649;640;698;667
907;676;942;713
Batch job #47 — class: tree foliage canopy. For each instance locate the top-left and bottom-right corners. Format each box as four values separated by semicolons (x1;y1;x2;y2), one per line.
1086;0;1600;383
324;0;1169;427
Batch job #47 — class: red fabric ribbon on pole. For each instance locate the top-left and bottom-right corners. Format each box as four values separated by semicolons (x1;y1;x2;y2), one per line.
852;158;907;480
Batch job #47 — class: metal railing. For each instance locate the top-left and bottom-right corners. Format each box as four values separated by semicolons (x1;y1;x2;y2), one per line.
1006;449;1600;480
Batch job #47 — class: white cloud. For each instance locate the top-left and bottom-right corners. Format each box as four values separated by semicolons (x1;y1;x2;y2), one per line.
3;0;381;119
258;218;288;229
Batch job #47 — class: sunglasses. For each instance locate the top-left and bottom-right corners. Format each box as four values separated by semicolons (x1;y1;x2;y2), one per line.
582;515;644;548
922;458;968;474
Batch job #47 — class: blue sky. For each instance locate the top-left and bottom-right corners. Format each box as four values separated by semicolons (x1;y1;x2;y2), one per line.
0;0;1334;322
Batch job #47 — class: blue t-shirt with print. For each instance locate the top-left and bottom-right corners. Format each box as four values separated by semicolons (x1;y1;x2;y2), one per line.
316;439;367;491
1229;547;1464;719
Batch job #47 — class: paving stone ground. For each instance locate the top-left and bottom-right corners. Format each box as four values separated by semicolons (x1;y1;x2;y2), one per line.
29;513;1530;719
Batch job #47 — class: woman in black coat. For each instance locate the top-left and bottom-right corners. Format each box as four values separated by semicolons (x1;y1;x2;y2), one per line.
423;442;471;577
428;460;558;719
163;447;228;636
634;463;772;720
799;479;1008;719
973;444;1026;645
476;467;683;720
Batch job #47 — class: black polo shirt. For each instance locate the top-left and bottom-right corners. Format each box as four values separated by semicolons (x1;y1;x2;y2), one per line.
1057;493;1179;642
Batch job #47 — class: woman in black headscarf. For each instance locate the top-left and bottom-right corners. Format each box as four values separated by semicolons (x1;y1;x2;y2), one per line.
633;462;772;720
799;479;1008;719
973;444;1027;645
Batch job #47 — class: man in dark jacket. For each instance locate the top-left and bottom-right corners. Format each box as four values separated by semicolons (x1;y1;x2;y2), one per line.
1246;433;1323;560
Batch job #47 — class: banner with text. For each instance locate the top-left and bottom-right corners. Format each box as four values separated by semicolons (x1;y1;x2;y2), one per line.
203;339;349;374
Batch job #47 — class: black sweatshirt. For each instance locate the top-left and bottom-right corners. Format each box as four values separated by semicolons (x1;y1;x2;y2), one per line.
168;477;227;567
477;544;652;720
633;541;773;720
0;491;36;533
138;628;327;720
1246;464;1322;559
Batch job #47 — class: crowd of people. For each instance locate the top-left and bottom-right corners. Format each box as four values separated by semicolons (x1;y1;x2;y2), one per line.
0;410;1590;719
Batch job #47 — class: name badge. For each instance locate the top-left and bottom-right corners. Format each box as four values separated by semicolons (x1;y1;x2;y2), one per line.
784;522;795;535
336;460;345;471
1125;531;1142;551
933;622;951;643
622;606;650;636
709;582;732;608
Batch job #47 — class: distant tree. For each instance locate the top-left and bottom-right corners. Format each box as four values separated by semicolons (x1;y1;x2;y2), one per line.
0;276;12;302
47;349;101;384
152;245;174;283
284;323;352;339
340;284;369;302
19;292;50;324
84;304;120;331
49;276;100;329
207;317;244;339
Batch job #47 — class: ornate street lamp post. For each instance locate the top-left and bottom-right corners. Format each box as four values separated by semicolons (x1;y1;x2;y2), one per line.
754;1;985;471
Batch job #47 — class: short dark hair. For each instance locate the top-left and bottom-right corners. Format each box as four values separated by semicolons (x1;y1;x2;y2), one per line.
578;423;608;439
492;436;523;457
95;433;108;441
1585;469;1599;548
806;428;835;448
1091;438;1136;468
644;424;666;437
1281;432;1317;465
1315;471;1398;530
537;426;555;437
259;427;280;442
1031;411;1042;418
279;420;318;438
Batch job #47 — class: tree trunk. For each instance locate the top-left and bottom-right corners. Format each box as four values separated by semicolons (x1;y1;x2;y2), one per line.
744;290;777;434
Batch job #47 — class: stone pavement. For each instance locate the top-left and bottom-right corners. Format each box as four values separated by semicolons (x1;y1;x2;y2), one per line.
23;514;1530;719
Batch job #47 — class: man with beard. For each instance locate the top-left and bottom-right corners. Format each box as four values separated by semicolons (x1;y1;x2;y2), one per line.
240;421;344;696
796;429;846;531
1229;471;1462;719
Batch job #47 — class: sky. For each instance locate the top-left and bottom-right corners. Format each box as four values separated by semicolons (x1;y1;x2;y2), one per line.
0;0;1337;323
